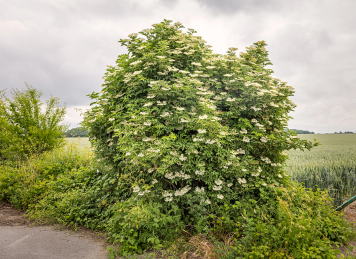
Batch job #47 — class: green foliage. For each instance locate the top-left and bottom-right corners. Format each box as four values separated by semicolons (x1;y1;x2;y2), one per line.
64;127;89;137
0;84;67;161
81;19;320;253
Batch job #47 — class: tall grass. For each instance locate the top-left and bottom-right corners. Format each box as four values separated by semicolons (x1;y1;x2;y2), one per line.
286;134;356;206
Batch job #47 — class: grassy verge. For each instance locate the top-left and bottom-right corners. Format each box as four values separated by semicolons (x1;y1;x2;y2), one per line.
1;143;355;258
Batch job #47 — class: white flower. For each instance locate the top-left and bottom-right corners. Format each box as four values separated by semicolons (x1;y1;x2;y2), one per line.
152;179;158;184
133;186;140;192
170;151;178;156
130;60;142;66
193;138;204;142
195;187;205;193
261;156;271;164
157;101;167;105
179;70;190;74
198;129;206;134
162;87;171;91
147;94;155;99
144;121;151;126
217;194;224;199
226;97;236;102
165;197;173;202
240;128;247;134
109;118;115;121
143;137;154;141
270;102;279;107
156;56;166;59
162;191;173;197
215;179;223;185
174;186;191;196
224;74;233;77
148;168;154;173
175;107;185;111
251;119;258;123
138;153;144;157
165;173;175;179
160;112;171;117
140;112;148;115
179;154;187;161
227;183;233;187
143;102;153;107
195;170;205;175
126;152;131;156
251;172;260;177
191;62;202;66
138;191;146;196
260;136;268;143
237;148;245;154
262;182;267;186
278;174;283;178
243;136;250;143
180;118;190;123
198;115;208;120
206;66;215;69
220;92;227;96
205;139;216;144
133;70;142;76
205;199;211;204
238;178;247;184
251;106;261;111
213;185;222;191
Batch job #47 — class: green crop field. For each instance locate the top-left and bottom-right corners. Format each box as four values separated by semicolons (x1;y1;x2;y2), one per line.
286;134;356;206
63;135;356;206
64;137;91;149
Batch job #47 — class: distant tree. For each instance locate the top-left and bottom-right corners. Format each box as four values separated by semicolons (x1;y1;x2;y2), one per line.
63;127;89;137
0;84;68;161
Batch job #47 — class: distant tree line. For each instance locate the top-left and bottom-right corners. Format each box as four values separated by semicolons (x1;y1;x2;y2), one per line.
334;131;355;134
288;129;315;134
63;127;88;137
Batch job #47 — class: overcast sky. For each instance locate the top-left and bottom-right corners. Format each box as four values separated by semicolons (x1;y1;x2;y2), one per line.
1;0;355;133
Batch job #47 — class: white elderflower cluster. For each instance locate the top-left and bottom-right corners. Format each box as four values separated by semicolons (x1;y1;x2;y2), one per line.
175;186;191;196
251;172;260;177
224;74;233;77
165;171;191;180
260;136;268;143
148;168;154;173
162;191;173;197
157;101;167;105
170;151;178;156
140;112;148;115
195;170;205;175
179;154;187;161
138;153;144;157
133;186;140;192
174;107;185;111
238;178;247;184
237;148;245;154
217;194;224;199
109;118;115;121
160;112;171;117
152;179;158;184
161;87;171;90
270;102;279;107
206;66;215;69
227;183;233;187
243;136;250;143
278;174;283;178
220;92;227;95
215;179;223;185
251;106;261;111
180;118;190;123
143;121;151;126
195;187;204;193
261;156;271;164
206;139;216;144
193;137;204;142
226;97;236;102
198;114;208;120
191;62;202;66
147;94;155;99
130;60;142;66
205;199;211;204
251;118;258;123
147;147;160;153
197;129;206;134
126;152;131;156
240;128;247;134
143;102;153;107
213;185;222;191
138;190;151;196
143;137;154;141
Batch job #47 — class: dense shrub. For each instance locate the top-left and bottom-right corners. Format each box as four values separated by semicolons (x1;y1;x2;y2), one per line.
0;84;67;161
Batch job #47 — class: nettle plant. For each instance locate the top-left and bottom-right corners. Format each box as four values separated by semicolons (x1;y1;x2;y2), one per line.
83;20;316;226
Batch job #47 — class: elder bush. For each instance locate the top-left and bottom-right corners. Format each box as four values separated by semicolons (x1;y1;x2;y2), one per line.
81;20;349;254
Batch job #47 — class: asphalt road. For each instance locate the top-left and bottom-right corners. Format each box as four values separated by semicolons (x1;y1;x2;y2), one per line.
0;226;108;259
